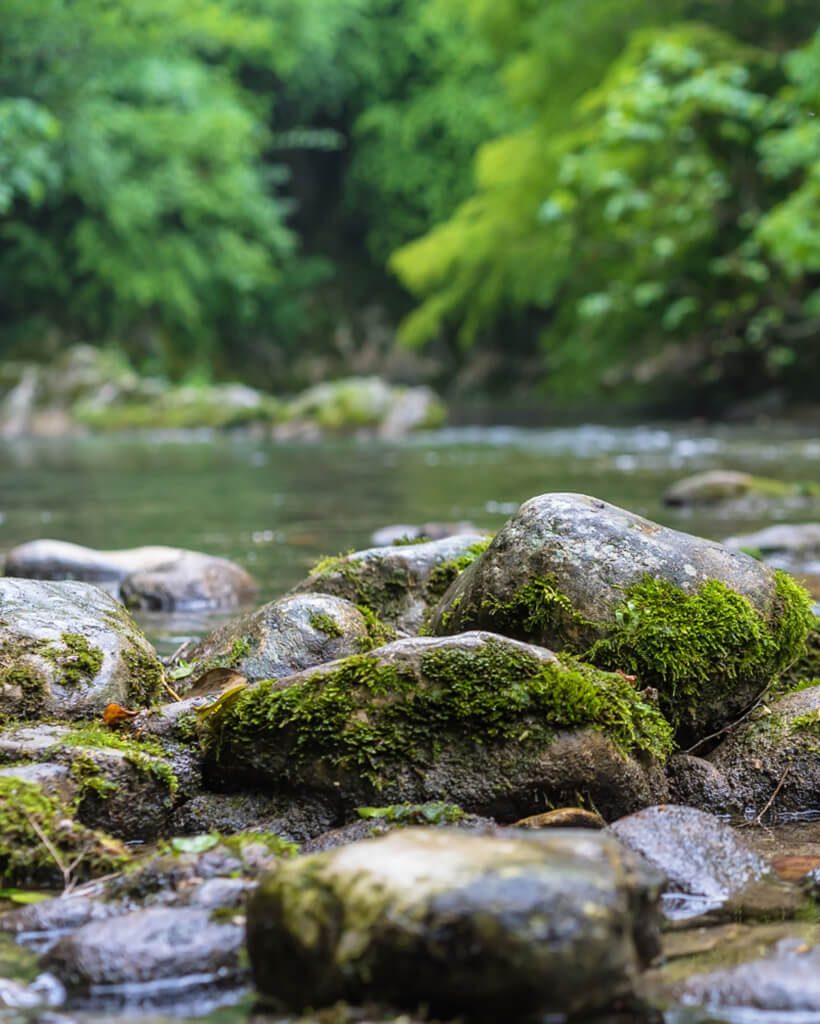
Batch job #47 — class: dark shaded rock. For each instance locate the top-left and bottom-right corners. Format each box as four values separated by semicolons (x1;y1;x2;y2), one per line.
0;579;165;718
707;685;820;817
0;722;196;841
430;492;812;740
201;631;671;821
292;534;489;632
247;827;663;1019
120;551;257;611
665;754;736;814
177;593;373;690
607;805;800;921
168;791;337;843
676;940;820;1012
44;906;244;991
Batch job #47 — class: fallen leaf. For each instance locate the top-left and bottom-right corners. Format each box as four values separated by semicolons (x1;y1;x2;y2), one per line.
102;703;140;727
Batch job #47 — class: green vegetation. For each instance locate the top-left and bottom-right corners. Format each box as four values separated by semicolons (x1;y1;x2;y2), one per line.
308;612;344;639
357;802;466;825
2;1;819;409
0;776;128;886
202;637;674;793
425;538;493;602
43;633;103;686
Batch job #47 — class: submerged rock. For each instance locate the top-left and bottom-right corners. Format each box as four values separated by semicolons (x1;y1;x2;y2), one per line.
663;469;819;507
201;631;671;820
430;493;812;740
292;534;490;632
44;906;244;993
120;550;257;611
676;940;820;1013
0;579;164;718
246;827;663;1018
607;805;799;921
176;593;375;690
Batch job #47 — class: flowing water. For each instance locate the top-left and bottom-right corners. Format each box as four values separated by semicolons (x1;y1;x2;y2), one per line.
0;422;819;1024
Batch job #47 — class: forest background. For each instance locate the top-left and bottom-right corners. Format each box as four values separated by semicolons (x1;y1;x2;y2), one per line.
2;0;820;416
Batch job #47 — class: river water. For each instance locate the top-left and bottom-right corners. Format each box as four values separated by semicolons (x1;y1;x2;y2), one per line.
1;423;818;650
0;422;819;1024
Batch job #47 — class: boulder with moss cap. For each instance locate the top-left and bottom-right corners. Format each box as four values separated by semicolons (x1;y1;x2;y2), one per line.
429;493;813;742
0;578;165;718
200;631;671;820
173;593;380;693
291;534;490;632
246;827;664;1018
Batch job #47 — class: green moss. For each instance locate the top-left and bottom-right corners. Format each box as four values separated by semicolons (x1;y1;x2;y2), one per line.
229;636;252;663
307;550;412;623
41;633;103;686
102;608;165;707
357;802;466;825
219;831;299;859
203;638;674;791
0;776;128;886
354;605;397;652
62;720;164;757
309;552;355;577
586;572;812;731
125;751;179;795
70;751;117;800
308;612;344;639
479;575;591;643
0;665;48;718
425;538;493;603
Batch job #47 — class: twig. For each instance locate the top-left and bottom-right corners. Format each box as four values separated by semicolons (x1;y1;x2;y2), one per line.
739;766;791;828
22;810;88;893
683;691;767;754
161;677;182;702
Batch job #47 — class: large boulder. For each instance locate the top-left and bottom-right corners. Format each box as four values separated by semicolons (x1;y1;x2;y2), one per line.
246;828;664;1019
175;593;377;690
0;579;165;717
292;534;490;632
429;493;812;740
201;631;671;821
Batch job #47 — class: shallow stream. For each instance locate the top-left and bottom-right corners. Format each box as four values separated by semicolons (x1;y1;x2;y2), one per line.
0;422;818;1024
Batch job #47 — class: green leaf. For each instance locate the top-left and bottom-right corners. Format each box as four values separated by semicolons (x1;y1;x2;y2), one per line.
170;834;219;854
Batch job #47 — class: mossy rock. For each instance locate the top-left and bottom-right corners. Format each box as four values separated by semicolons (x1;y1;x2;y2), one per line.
0;721;196;840
429;493;813;741
246;827;663;1019
292;534;490;633
663;470;820;507
707;683;820;817
201;631;671;821
778;615;820;690
0;771;129;887
174;593;377;692
0;579;165;718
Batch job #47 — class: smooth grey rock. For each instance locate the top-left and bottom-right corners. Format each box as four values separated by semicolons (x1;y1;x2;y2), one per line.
3;539;184;589
202;631;670;821
429;492;810;739
607;805;799;921
371;521;480;547
0;578;164;717
663;470;759;506
0;894;123;939
120;551;257;611
724;523;820;558
292;534;489;631
44;907;244;990
246;827;663;1018
178;593;373;690
677;941;820;1012
707;685;820;817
